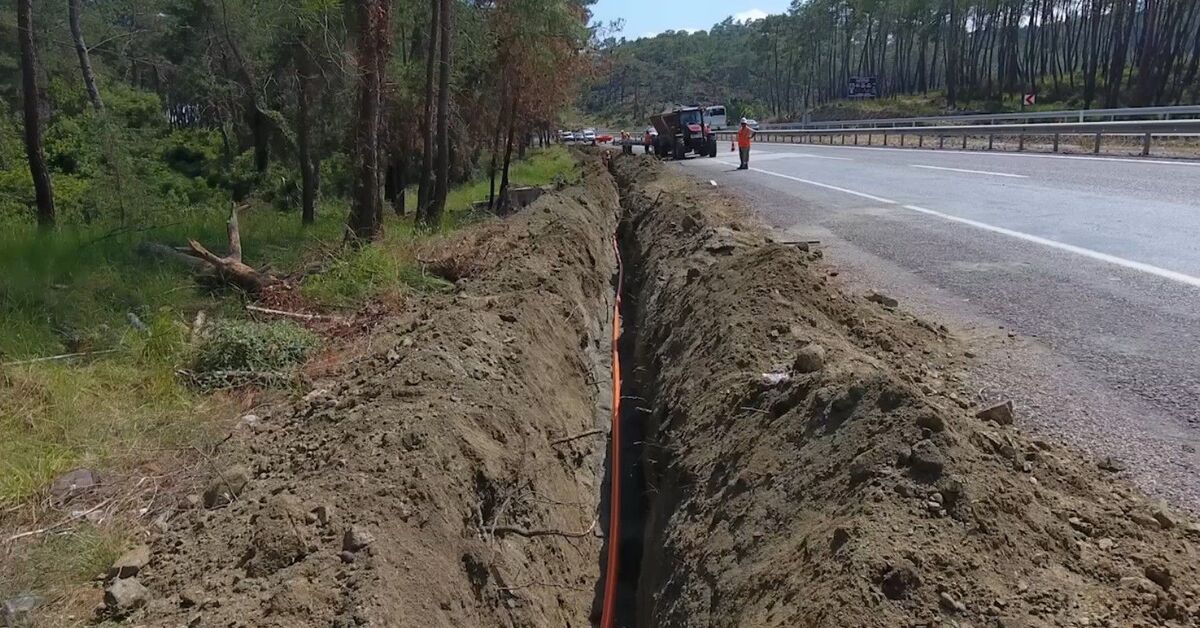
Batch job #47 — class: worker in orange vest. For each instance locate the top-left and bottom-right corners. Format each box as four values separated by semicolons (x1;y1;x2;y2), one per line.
737;118;755;170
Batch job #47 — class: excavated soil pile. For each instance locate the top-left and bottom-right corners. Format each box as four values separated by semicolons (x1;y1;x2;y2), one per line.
129;161;620;627
611;154;1200;628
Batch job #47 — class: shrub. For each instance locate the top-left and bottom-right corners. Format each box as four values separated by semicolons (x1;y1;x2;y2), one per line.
192;319;318;375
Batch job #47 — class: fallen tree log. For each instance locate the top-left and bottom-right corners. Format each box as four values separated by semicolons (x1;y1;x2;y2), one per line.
139;206;278;293
184;206;278;293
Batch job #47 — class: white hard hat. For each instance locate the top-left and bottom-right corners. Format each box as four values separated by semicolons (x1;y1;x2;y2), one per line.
741;117;749;124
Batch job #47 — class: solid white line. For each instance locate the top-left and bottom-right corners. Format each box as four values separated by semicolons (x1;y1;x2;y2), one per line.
796;153;854;161
754;140;1200;167
901;204;1200;288
748;167;897;204
911;164;1028;178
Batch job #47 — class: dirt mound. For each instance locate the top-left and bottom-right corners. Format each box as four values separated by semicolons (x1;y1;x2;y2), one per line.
610;155;1200;627
128;161;620;627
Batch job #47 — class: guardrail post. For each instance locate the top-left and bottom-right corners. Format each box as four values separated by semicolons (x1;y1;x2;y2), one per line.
938;135;944;149
868;133;873;146
1094;132;1102;154
1018;134;1025;151
1142;132;1151;156
900;134;905;147
854;133;859;145
841;133;846;145
961;135;968;149
883;133;888;146
918;135;924;148
988;134;994;150
1052;134;1059;152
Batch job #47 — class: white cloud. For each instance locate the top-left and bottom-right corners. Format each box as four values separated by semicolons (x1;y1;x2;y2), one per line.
733;8;769;23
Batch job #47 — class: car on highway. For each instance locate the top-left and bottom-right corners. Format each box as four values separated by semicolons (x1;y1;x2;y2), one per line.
597;133;613;143
582;128;597;144
560;130;574;143
743;118;760;130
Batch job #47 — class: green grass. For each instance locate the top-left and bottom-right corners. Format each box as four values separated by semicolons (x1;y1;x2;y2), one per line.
403;145;580;222
0;146;579;505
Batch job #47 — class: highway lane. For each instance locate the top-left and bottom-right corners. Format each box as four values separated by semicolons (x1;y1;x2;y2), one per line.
679;143;1200;511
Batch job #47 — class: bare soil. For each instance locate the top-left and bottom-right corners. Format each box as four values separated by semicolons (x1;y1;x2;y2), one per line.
611;154;1200;628
124;161;620;627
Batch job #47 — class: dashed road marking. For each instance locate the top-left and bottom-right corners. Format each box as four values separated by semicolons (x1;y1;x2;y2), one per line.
911;164;1027;178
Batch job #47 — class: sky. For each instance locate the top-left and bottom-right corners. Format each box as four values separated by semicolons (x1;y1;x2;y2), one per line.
589;0;792;39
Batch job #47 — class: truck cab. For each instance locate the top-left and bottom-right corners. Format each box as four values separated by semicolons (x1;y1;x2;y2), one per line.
650;107;719;160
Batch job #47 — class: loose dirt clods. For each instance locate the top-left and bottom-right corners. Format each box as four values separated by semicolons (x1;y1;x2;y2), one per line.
610;154;1200;627
124;160;621;627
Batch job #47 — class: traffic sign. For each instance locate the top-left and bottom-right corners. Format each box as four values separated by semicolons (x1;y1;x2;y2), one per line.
848;76;879;99
1023;93;1036;106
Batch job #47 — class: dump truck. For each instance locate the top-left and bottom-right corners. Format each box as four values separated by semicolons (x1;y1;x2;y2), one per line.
650;107;719;160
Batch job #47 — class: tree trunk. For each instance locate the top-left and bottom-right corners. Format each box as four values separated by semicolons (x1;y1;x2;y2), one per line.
417;0;438;217
487;87;507;210
498;90;518;207
18;0;54;228
68;0;103;111
348;0;392;241
428;0;453;226
296;41;317;226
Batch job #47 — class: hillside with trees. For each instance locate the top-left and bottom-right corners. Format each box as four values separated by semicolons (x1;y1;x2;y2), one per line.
584;0;1200;123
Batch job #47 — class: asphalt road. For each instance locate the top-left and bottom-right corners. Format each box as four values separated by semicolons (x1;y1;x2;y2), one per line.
679;142;1200;512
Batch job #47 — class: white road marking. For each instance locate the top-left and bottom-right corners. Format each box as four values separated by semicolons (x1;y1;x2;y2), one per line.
752;140;1200;167
901;204;1200;288
911;164;1027;178
748;168;897;204
723;163;1200;289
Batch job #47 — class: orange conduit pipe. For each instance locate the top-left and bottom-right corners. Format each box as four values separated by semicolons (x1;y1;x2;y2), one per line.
600;236;625;628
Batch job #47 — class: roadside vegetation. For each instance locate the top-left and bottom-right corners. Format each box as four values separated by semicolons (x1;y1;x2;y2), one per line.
1;0;590;617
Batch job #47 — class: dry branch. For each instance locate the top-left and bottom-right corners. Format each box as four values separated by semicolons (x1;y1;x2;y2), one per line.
246;305;343;322
491;518;597;539
550;429;605;446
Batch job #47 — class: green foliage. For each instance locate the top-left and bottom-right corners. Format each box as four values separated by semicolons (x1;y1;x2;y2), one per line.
301;245;399;308
192;320;318;374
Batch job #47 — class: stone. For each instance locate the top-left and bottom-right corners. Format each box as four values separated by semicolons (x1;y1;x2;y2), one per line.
880;562;921;600
1097;456;1127;472
49;468;99;502
1067;517;1093;537
975;401;1015;425
1150;501;1176;529
1130;512;1164;530
339;551;357;564
2;594;41;627
793;344;827;373
1096;538;1115;550
867;292;899;308
104;578;148;615
915;409;945;433
1184;522;1200;539
909;440;946;476
202;465;250;508
108;545;151;579
1145;564;1173;590
343;526;376;552
939;591;967;613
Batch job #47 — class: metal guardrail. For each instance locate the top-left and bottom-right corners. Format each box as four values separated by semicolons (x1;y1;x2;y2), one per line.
716;118;1200;156
760;105;1200;131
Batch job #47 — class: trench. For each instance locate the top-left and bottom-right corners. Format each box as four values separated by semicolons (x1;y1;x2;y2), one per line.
589;163;667;628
